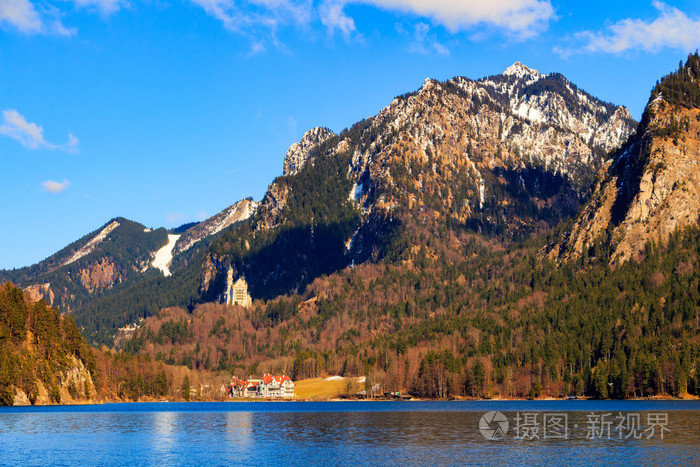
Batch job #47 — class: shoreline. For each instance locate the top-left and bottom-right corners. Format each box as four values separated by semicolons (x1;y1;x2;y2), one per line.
7;393;699;407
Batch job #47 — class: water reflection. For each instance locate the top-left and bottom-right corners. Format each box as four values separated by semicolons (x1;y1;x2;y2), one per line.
225;411;253;447
0;402;697;465
151;411;176;455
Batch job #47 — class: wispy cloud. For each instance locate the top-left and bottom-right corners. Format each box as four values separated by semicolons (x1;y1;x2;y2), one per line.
71;0;128;16
397;22;449;55
0;0;43;33
0;0;123;35
319;0;355;39
189;0;312;40
41;179;71;193
555;2;700;57
0;109;80;153
190;0;554;47
4;0;553;45
348;0;555;38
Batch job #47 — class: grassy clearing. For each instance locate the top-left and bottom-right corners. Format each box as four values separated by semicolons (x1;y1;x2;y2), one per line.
293;376;364;399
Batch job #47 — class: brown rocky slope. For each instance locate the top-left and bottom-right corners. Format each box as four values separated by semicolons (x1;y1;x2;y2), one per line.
552;54;700;266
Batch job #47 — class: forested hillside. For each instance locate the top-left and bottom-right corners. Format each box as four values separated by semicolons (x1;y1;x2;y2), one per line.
125;216;700;399
0;283;214;405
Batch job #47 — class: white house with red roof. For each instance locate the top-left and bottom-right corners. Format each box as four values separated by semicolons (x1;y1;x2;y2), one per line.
258;373;295;398
228;374;294;398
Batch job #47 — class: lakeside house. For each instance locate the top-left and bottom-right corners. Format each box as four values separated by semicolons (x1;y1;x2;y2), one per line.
228;374;295;398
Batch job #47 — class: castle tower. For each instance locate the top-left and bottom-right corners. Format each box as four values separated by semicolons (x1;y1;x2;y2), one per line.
225;266;234;306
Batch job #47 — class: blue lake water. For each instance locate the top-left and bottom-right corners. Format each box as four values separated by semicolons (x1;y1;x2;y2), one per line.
0;400;698;465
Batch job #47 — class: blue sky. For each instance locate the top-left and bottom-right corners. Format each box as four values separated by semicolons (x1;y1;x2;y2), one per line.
1;0;699;269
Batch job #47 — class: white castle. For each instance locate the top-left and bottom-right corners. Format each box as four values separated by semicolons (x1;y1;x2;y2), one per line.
225;267;252;308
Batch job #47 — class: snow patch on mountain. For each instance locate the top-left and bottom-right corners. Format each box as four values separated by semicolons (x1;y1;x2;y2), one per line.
152;234;180;277
349;182;363;204
173;199;259;254
64;221;120;266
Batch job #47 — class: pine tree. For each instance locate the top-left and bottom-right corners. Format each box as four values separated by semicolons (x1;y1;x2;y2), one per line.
182;374;191;401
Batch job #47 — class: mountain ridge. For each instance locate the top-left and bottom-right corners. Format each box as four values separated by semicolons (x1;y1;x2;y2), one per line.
3;61;638;344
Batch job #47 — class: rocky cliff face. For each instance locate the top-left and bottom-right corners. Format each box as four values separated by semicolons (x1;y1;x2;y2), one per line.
282;127;335;176
23;283;54;306
79;257;120;294
13;355;96;406
552;55;700;266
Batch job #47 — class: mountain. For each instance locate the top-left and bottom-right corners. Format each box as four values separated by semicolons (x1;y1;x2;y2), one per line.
2;62;637;345
202;62;636;298
552;52;700;266
123;57;700;400
3;59;699;401
0;218;169;309
0;199;258;336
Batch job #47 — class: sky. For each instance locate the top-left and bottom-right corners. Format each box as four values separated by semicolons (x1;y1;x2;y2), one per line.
1;0;699;269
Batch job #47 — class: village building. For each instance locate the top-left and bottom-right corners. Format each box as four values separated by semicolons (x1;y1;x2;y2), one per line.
225;267;252;308
227;374;295;398
258;373;295;398
244;379;261;398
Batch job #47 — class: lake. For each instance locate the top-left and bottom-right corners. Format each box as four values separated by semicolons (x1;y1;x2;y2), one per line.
1;400;698;465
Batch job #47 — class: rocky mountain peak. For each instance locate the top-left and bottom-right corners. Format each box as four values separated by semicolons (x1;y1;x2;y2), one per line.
503;61;542;80
421;77;437;91
283;127;335;176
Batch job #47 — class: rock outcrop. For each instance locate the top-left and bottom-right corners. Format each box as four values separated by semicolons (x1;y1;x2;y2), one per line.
282;127;335;176
23;283;54;305
79;258;119;293
552;55;700;266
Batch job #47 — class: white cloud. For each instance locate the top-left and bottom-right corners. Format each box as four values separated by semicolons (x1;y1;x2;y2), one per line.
398;22;449;55
0;0;76;36
0;109;80;153
189;0;312;34
71;0;127;15
248;41;267;55
41;179;71;193
320;0;355;39
61;133;81;153
0;109;44;149
0;0;42;33
0;0;123;36
350;0;554;38
556;2;700;56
